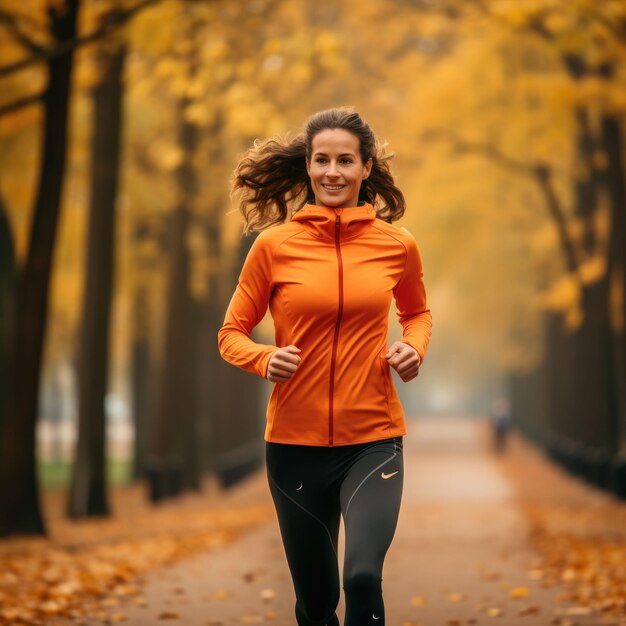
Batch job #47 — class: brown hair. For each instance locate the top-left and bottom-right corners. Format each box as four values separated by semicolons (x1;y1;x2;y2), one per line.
231;107;406;233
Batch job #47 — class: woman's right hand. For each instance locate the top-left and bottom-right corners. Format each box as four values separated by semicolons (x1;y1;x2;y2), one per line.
266;345;302;383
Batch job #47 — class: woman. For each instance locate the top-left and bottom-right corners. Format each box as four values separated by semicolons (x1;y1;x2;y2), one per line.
218;107;432;626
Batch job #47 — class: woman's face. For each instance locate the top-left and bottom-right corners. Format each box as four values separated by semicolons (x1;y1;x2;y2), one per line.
306;129;372;209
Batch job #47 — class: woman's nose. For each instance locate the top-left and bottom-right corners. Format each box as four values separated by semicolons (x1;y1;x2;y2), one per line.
326;161;340;177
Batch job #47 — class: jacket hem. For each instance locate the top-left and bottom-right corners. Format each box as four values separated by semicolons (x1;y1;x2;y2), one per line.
264;429;407;447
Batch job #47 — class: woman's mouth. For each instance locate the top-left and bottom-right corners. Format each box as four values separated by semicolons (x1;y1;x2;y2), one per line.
322;184;346;191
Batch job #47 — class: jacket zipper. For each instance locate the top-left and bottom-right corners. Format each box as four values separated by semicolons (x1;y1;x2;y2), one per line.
329;213;344;447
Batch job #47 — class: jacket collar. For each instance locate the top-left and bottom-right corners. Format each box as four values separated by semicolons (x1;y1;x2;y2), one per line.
291;202;377;242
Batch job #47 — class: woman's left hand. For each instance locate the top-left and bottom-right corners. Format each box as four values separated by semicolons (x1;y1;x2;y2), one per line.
386;341;421;382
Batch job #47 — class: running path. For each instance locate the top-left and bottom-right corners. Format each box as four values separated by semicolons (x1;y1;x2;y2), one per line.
79;418;620;625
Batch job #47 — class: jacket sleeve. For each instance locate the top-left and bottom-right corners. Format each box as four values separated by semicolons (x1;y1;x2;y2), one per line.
217;233;278;378
393;233;433;363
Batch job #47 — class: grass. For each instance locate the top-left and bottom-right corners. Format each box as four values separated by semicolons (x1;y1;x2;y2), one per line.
37;459;133;488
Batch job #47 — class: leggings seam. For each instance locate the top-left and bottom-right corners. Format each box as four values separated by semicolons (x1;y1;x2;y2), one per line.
344;452;397;519
267;470;338;558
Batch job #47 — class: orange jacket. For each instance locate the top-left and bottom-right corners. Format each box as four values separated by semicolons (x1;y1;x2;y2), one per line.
217;202;432;446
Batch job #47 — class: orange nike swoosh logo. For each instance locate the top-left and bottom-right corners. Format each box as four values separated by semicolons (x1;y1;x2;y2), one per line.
381;471;399;480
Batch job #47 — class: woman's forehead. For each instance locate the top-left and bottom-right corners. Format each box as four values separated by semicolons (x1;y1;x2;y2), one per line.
311;129;359;155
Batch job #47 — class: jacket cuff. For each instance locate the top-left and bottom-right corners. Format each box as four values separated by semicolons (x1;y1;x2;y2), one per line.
401;339;423;365
257;347;278;379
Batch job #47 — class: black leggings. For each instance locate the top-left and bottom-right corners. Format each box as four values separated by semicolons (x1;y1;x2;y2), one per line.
265;436;403;626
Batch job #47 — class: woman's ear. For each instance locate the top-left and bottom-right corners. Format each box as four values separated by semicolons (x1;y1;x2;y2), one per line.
363;158;373;179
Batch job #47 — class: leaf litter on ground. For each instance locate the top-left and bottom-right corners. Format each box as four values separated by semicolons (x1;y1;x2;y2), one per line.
0;478;273;626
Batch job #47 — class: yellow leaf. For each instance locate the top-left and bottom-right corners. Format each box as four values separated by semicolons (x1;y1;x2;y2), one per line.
510;586;529;598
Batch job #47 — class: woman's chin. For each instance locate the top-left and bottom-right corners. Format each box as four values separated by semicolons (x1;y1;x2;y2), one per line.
316;194;355;208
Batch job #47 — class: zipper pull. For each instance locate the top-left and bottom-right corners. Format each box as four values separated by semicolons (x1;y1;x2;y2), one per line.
336;215;340;228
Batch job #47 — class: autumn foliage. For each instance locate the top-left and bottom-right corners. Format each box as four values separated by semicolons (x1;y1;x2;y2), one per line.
0;0;625;620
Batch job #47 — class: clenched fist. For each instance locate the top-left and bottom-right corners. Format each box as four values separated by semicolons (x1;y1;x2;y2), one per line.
386;341;421;382
266;345;302;383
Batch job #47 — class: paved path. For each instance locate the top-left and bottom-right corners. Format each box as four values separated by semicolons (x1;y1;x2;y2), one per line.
80;418;622;625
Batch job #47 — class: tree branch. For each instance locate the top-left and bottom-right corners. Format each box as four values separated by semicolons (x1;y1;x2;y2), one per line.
532;164;580;275
425;130;582;278
426;130;532;174
0;0;162;78
0;9;47;55
0;92;43;117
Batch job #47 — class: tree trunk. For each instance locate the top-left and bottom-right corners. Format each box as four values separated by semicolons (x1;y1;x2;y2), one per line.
0;195;15;438
149;36;201;500
149;204;195;500
67;37;126;518
0;0;80;537
131;285;153;480
214;235;264;488
600;113;626;494
540;102;616;489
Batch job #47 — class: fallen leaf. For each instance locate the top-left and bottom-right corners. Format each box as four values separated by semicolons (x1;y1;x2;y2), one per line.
510;586;529;599
411;595;426;606
486;607;502;617
158;611;180;620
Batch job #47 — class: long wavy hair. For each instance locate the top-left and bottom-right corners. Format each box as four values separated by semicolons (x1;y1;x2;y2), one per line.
231;107;406;233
